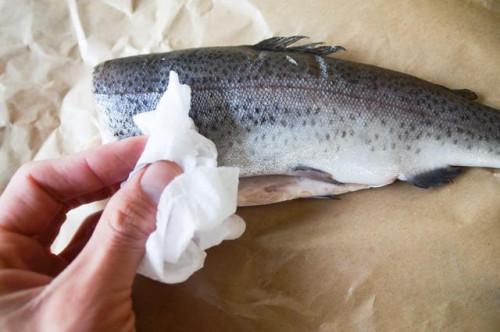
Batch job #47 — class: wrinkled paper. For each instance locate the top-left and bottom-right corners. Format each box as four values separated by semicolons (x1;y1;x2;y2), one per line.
1;0;500;331
130;71;245;283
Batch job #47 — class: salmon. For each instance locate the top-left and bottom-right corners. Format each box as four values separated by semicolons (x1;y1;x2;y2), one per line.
93;36;500;205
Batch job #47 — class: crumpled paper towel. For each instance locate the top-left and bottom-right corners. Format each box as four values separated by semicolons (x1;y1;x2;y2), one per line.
129;71;246;283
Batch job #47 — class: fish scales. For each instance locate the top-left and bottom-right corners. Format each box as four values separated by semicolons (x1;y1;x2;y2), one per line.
93;37;500;203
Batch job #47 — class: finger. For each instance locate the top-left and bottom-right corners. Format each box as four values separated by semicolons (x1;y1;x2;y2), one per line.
0;270;52;294
64;183;120;210
64;161;181;291
33;209;66;249
35;185;119;248
58;211;102;263
0;136;146;237
0;230;66;276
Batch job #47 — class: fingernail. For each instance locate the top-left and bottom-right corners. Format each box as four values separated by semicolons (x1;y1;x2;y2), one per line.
140;161;182;203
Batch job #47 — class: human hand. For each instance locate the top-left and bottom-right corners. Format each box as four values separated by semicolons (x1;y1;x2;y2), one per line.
0;137;181;331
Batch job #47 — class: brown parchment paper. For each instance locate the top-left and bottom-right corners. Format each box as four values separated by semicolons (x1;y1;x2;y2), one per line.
1;0;500;331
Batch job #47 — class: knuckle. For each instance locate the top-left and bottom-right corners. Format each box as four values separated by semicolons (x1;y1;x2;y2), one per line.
106;191;157;244
13;160;46;184
16;161;40;177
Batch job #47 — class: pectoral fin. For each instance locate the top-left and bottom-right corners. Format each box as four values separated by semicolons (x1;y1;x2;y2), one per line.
238;175;367;206
290;165;343;184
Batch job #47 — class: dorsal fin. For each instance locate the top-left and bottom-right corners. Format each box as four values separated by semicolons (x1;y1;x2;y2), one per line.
253;36;346;56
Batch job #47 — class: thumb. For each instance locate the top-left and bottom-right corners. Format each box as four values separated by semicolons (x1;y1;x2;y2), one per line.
73;161;181;289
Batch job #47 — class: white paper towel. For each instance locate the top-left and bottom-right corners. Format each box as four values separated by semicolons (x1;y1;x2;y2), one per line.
130;71;246;283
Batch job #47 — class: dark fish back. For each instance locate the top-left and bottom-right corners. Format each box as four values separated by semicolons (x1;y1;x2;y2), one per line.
93;38;500;162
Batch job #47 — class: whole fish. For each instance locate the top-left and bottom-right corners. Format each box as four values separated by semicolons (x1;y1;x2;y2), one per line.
93;36;500;206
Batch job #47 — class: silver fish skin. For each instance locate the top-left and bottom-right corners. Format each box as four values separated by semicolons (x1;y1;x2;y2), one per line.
93;36;500;203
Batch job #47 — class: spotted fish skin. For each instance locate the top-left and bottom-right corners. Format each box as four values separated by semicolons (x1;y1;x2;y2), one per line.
93;36;500;189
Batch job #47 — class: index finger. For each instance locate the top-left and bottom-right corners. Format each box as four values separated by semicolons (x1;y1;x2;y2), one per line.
0;136;146;237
